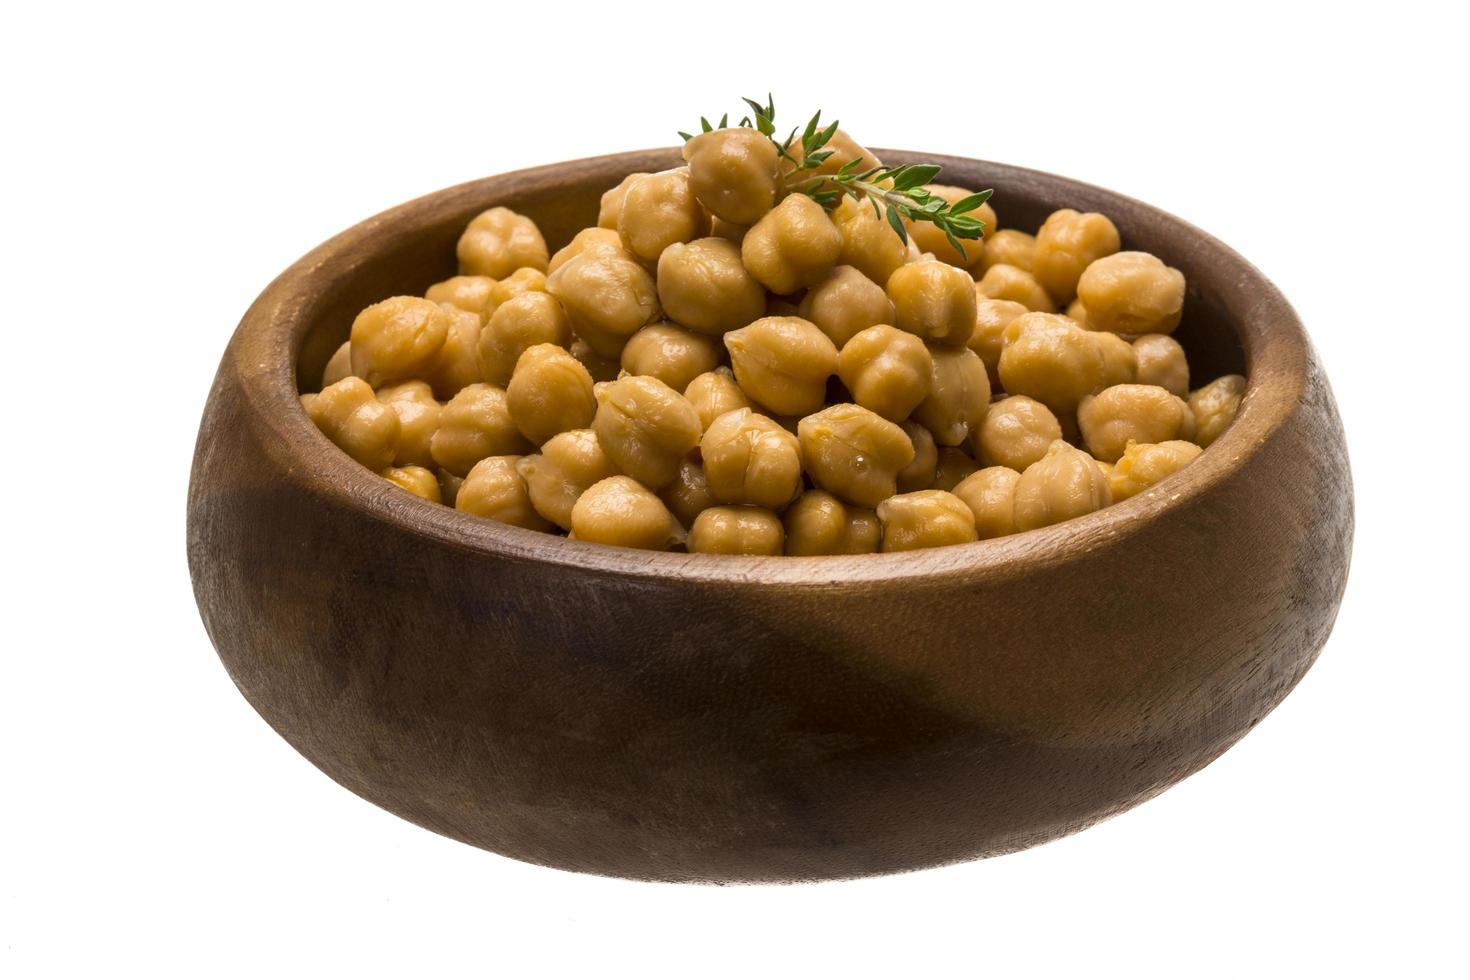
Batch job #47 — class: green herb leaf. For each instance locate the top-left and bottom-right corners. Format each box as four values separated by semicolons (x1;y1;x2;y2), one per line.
949;189;993;214
886;204;909;243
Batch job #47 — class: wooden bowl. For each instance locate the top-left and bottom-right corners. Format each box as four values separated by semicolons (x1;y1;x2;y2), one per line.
187;149;1352;883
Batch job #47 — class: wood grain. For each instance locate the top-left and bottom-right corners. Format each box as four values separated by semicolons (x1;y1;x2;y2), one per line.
187;149;1353;882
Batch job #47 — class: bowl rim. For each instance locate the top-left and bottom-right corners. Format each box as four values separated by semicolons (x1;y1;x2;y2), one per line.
231;147;1308;587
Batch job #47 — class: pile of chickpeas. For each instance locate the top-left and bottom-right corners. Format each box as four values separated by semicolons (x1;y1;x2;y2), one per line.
302;126;1245;555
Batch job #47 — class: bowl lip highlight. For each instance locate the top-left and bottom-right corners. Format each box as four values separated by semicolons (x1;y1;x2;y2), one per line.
225;147;1307;587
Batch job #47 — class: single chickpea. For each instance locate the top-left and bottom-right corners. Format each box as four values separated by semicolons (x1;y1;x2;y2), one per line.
710;217;747;245
914;346;991;447
980;229;1036;273
1188;374;1247;448
1077;384;1195;463
831;195;910;286
798;266;896;349
455;455;552;531
376;380;441;468
905;185;997;269
457;207;549;279
617;168;710;263
975;263;1057;313
307;377;401;471
425;275;497;320
598;172;650;230
700;408;804;509
660;456;715;529
886;259;979;346
349;296;450;387
545;249;660;359
682;128;780;225
952;466;1021;539
438;469;463;507
1030;209;1122;305
684;367;752;433
877;490;978;552
837;324;934;422
1091;329;1139;389
798;404;915;507
1076;251;1185;335
516;428;620;530
570;476;685;551
617;322;723;393
321;340;354;388
430;383;532;477
477;291;573;386
1012;440;1113;531
896;421;939;493
569;338;621;384
967;297;1029;388
997;312;1107;415
741;194;843;294
932;447;979;491
1109;440;1203;500
548;227;632;276
420;305;485;399
299;393;316;412
1132;333;1190;397
1065;298;1092;329
724;317;838;417
783;490;881;556
592;375;702;489
972;395;1063;471
655;238;766;336
485;267;548;316
688;506;785;556
380;465;442;503
505;343;597;445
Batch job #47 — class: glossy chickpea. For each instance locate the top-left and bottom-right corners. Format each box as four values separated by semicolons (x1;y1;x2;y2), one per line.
349;296;450;387
485;267;548;315
1109;440;1203;501
886;259;978;346
798;404;915;508
1077;384;1195;463
836;324;933;422
700;408;804;509
1012;441;1112;531
905;185;997;269
420;305;485;399
592;375;702;489
618;322;722;393
505;344;597;445
307;377;400;471
997;313;1107;415
831;195;909;286
1065;297;1093;329
1092;330;1138;389
782;490;881;556
682;128;780;225
545;250;660;359
660;456;715;529
741;194;842;294
724;317;838;417
684;368;751;432
914;346;990;446
457;207;549;279
967;297;1029;388
1188;374;1246;448
1030;209;1122;305
515;428;620;530
376;380;441;468
569;339;621;383
429;383;532;477
952;466;1020;539
877;490;978;552
1076;251;1185;335
617;168;709;263
1132;334;1190;397
972;395;1063;471
476;291;573;386
896;421;939;493
547;227;631;276
455;455;552;530
688;506;785;556
656;238;766;337
380;465;442;503
798;266;895;349
598;172;649;230
570;476;685;550
321;340;354;388
932;447;979;492
437;469;463;507
980;229;1036;273
425;275;496;320
975;263;1057;313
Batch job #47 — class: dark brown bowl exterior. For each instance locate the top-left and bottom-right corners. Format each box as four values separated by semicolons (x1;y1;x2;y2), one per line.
187;150;1352;883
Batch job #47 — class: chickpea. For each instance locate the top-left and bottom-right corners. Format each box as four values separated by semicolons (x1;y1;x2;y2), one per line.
1092;329;1138;389
548;227;631;275
1076;251;1185;335
975;263;1057;313
545;250;660;359
321;340;354;388
784;128;882;177
896;420;939;493
972;395;1063;471
782;490;881;556
457;207;549;279
837;324;933;422
724;316;838;417
741;194;842;294
376;380;441;468
486;267;548;315
931;447;979;492
570;475;685;550
476;291;573;386
1188;374;1246;448
967;297;1029;388
1030;209;1122;305
516;428;620;530
660;456;714;529
952;466;1021;540
429;383;532;476
682;128;780;226
684;367;751;433
569;338;621;383
1077;384;1195;463
618;168;709;263
438;469;463;507
425;275;496;320
420;305;485;399
886;259;978;346
1012;440;1113;531
905;185;997;269
914;346;990;446
504;343;597;445
710;217;747;245
299;393;316;412
831;195;909;286
655;238;766;336
455;455;552;531
614;322;720;393
798;404;915;507
980;229;1036;273
307;377;401;471
1065;297;1092;329
877;490;978;552
349;296;450;387
592;375;702;489
700;408;804;509
380;465;442;503
1109;440;1203;501
798;266;896;349
997;313;1106;415
598;172;649;230
1132;333;1190;397
688;506;785;556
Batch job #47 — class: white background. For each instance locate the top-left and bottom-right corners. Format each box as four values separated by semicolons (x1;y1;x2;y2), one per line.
4;2;1467;976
